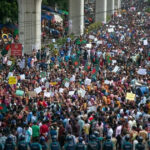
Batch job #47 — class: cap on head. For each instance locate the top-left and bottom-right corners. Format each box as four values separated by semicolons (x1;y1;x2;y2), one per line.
90;134;96;140
7;136;12;142
20;135;25;141
40;136;45;143
94;131;99;137
52;135;57;141
78;137;83;142
138;136;143;143
106;135;111;140
125;134;130;141
66;136;72;141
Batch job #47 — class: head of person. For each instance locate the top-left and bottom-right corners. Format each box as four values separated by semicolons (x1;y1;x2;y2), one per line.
138;136;143;143
40;136;45;144
19;135;25;141
6;136;13;143
94;131;99;137
106;135;111;140
125;134;130;141
90;134;96;141
66;136;72;142
52;135;57;142
78;137;83;143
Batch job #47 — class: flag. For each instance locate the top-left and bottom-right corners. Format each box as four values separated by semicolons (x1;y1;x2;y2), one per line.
1;48;8;56
74;61;79;66
107;55;112;63
73;56;80;68
84;63;91;71
91;65;99;79
5;44;10;51
0;104;7;113
0;106;3;110
92;68;96;74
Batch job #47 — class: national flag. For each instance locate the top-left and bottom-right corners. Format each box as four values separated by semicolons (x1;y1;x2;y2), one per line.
74;61;78;66
5;44;10;51
84;63;91;71
73;57;80;68
92;68;96;74
0;106;3;110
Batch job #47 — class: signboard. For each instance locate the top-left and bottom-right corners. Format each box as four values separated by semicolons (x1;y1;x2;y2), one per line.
11;43;22;56
8;76;17;85
126;93;135;101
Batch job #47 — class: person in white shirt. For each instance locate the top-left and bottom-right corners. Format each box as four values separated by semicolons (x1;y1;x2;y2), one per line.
107;124;113;138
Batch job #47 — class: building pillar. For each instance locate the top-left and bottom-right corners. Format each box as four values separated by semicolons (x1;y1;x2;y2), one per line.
69;0;84;36
116;0;121;10
107;0;115;16
35;0;42;50
95;0;107;23
18;0;42;55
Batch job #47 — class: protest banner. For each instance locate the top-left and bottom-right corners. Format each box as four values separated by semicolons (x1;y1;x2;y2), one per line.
11;43;22;56
9;76;17;85
126;93;135;101
50;82;58;86
16;90;24;96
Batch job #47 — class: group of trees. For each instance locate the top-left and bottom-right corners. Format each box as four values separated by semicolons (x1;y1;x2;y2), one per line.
0;0;68;24
42;0;68;10
0;0;18;24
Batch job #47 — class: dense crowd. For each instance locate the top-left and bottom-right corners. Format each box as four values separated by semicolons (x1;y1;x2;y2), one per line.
0;0;150;150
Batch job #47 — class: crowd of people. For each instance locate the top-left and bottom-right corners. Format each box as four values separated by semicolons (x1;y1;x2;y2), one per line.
0;0;150;150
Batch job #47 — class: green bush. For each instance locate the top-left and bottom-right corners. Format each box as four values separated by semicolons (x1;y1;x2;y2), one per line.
47;34;75;54
107;15;111;22
145;7;150;13
87;21;102;33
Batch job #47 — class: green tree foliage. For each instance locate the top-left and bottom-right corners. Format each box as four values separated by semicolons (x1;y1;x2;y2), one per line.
0;0;18;24
0;0;68;24
42;0;69;10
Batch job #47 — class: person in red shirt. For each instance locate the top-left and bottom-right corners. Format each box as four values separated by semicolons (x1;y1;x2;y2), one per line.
40;121;49;140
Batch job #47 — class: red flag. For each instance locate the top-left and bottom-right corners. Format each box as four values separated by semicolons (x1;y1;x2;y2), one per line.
5;45;10;51
87;66;91;70
74;61;78;66
92;68;96;74
0;106;3;110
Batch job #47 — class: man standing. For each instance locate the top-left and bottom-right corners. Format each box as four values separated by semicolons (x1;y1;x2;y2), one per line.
122;135;133;150
32;122;40;139
135;136;145;150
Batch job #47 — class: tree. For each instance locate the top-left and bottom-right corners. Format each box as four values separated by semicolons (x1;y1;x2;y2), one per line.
0;0;68;24
42;0;69;10
0;0;18;24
